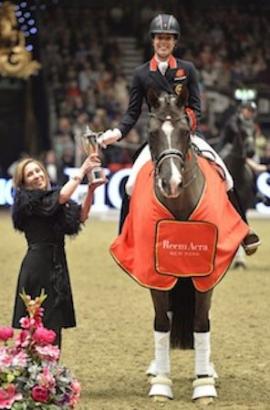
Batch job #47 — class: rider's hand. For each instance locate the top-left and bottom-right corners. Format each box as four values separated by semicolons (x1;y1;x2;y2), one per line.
185;108;197;132
97;128;122;148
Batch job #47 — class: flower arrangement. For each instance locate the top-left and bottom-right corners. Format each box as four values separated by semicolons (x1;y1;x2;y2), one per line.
0;290;80;409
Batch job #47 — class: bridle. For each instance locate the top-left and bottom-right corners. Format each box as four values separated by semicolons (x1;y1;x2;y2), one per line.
149;112;198;189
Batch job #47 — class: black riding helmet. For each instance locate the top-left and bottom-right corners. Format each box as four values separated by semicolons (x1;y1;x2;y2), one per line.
240;101;257;112
149;14;180;38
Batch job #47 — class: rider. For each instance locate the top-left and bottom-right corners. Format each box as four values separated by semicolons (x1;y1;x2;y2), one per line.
218;101;258;159
98;13;260;254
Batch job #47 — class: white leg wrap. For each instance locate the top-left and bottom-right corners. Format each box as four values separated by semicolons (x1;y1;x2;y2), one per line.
145;310;173;376
194;332;212;376
191;134;234;191
154;331;170;376
146;313;172;377
125;145;151;195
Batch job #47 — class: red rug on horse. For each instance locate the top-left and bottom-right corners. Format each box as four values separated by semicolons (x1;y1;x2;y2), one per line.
110;156;249;292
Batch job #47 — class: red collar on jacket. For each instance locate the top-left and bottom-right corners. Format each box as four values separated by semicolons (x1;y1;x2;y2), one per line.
149;55;177;71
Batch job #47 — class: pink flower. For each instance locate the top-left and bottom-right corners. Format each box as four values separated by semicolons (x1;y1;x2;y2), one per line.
0;327;13;342
15;329;31;348
0;347;12;367
11;351;28;367
19;317;35;330
37;367;56;389
0;384;22;409
35;345;60;362
71;380;81;395
32;327;56;346
69;380;81;407
31;385;49;403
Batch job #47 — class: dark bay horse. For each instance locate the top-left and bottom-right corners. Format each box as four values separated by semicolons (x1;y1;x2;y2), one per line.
146;90;218;403
110;89;248;403
221;115;256;267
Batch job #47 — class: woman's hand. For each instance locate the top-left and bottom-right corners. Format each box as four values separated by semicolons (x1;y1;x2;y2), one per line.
88;177;107;191
80;153;102;175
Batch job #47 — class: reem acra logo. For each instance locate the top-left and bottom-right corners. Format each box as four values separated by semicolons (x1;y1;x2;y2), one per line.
162;239;209;252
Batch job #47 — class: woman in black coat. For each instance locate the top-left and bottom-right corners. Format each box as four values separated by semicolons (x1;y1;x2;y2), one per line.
11;154;105;347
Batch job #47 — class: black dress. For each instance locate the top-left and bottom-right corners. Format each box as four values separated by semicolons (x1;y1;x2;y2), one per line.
12;188;82;330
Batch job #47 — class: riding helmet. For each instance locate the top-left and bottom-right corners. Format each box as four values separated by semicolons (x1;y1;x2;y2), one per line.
240;101;257;112
149;14;180;38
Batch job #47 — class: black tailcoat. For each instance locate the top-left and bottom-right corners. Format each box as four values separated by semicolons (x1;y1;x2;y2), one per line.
119;55;201;137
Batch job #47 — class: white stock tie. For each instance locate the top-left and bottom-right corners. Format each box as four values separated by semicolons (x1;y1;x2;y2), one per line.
158;61;168;76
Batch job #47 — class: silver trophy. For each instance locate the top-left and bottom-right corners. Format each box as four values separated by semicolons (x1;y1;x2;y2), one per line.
81;126;105;184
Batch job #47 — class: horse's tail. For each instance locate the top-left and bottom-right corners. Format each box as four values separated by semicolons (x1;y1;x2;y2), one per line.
169;278;195;349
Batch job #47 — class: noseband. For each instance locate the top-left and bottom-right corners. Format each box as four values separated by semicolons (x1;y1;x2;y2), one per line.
155;148;185;171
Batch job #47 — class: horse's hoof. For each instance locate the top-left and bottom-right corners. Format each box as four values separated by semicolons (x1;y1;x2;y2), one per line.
153;395;170;402
192;377;217;402
149;375;173;400
195;397;214;406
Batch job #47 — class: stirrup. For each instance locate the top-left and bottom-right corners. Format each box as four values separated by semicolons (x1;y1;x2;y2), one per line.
149;375;173;400
192;376;217;400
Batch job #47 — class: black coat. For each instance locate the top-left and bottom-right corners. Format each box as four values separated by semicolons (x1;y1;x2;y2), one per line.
219;113;257;152
119;55;201;138
12;188;82;330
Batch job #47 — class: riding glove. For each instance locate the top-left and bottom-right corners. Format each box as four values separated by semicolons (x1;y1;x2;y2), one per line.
97;128;122;148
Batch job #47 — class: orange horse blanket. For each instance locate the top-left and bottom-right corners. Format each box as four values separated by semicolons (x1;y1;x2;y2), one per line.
110;157;249;292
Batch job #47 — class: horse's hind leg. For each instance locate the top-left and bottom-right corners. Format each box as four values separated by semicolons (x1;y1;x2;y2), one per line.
192;289;217;403
148;289;173;401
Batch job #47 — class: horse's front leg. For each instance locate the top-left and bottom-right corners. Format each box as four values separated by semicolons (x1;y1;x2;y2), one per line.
148;288;173;401
193;289;217;403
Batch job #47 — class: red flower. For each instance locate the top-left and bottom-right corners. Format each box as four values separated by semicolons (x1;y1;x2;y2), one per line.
0;327;14;342
32;327;56;345
31;385;49;403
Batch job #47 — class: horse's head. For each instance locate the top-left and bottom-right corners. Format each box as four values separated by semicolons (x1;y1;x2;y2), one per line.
148;89;191;198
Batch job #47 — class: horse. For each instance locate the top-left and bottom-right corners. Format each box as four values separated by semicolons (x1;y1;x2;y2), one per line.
110;89;249;404
220;115;256;268
146;90;217;403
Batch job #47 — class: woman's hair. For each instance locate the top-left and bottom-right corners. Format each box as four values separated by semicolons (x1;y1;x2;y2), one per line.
13;157;50;189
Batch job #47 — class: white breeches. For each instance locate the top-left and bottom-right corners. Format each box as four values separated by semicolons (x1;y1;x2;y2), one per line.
125;135;234;196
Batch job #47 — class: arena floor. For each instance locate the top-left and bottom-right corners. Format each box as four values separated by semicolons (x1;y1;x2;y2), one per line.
0;210;269;410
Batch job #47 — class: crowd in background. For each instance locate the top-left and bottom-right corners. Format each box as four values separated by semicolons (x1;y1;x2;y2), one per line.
35;3;270;184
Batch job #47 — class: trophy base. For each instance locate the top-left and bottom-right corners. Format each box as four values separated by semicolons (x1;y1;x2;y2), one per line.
87;167;105;184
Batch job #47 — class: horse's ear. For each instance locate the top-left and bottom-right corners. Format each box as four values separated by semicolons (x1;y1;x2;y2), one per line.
175;85;189;108
147;88;160;109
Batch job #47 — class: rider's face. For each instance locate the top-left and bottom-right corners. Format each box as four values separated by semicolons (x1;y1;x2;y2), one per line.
152;34;176;61
242;107;256;120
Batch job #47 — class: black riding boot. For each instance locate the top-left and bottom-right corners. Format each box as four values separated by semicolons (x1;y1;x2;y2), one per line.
227;189;261;255
119;191;130;234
